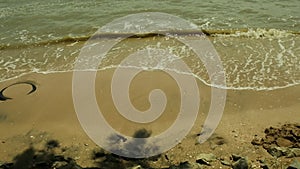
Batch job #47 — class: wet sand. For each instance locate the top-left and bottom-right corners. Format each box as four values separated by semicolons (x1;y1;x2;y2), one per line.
0;70;299;168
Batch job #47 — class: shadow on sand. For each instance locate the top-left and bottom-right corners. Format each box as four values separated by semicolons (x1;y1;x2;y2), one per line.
0;129;161;169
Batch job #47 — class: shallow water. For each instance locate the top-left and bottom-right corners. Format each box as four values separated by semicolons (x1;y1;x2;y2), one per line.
1;0;299;47
1;33;299;90
1;0;300;90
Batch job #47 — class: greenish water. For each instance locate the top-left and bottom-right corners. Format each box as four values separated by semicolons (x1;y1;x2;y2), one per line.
0;0;299;90
1;0;299;46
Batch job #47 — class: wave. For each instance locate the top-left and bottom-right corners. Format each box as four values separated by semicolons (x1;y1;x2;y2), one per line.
1;68;299;92
1;28;299;50
0;28;299;91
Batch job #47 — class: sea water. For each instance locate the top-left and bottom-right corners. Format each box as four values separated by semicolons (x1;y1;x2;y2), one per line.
0;0;299;90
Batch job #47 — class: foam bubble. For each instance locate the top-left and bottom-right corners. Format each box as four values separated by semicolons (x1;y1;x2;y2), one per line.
0;30;299;91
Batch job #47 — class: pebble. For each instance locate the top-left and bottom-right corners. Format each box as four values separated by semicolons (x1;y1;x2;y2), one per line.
221;160;231;166
196;153;216;165
231;154;242;161
232;157;249;169
287;148;300;158
129;165;143;169
251;138;261;146
267;146;288;157
168;161;201;169
268;147;300;158
276;137;293;147
287;160;300;169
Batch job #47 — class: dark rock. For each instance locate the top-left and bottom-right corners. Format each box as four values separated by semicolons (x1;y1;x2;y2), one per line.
251;138;261;146
293;129;300;138
267;146;288;157
259;123;300;152
258;159;269;169
231;154;242;161
261;164;269;169
46;139;60;149
232;158;248;169
287;160;300;169
264;127;276;135
93;149;106;159
0;163;13;169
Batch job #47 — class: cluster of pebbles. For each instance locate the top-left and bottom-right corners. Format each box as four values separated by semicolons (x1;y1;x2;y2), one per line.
1;123;300;169
251;123;300;158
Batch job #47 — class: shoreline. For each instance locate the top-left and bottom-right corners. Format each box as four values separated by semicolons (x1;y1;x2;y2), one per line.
1;33;299;92
1;28;299;51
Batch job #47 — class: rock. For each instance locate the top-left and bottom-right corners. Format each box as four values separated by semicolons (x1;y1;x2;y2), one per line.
251;138;261;146
232;157;248;169
0;163;13;169
287;148;300;158
220;160;231;166
261;164;269;169
258;159;269;169
267;147;300;158
276;137;293;147
264;127;277;135
128;165;143;169
208;135;226;149
52;161;68;168
196;153;216;165
264;136;275;143
287;160;300;169
261;124;300;150
231;154;242;161
168;161;201;169
293;129;300;138
292;148;300;157
267;146;288;157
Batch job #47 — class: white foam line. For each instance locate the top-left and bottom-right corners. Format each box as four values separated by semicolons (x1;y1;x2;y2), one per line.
1;66;299;91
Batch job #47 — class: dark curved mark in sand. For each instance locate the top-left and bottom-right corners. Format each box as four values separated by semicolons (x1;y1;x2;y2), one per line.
0;82;37;101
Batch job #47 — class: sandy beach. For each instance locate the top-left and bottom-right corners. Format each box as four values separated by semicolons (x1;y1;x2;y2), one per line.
0;69;299;168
